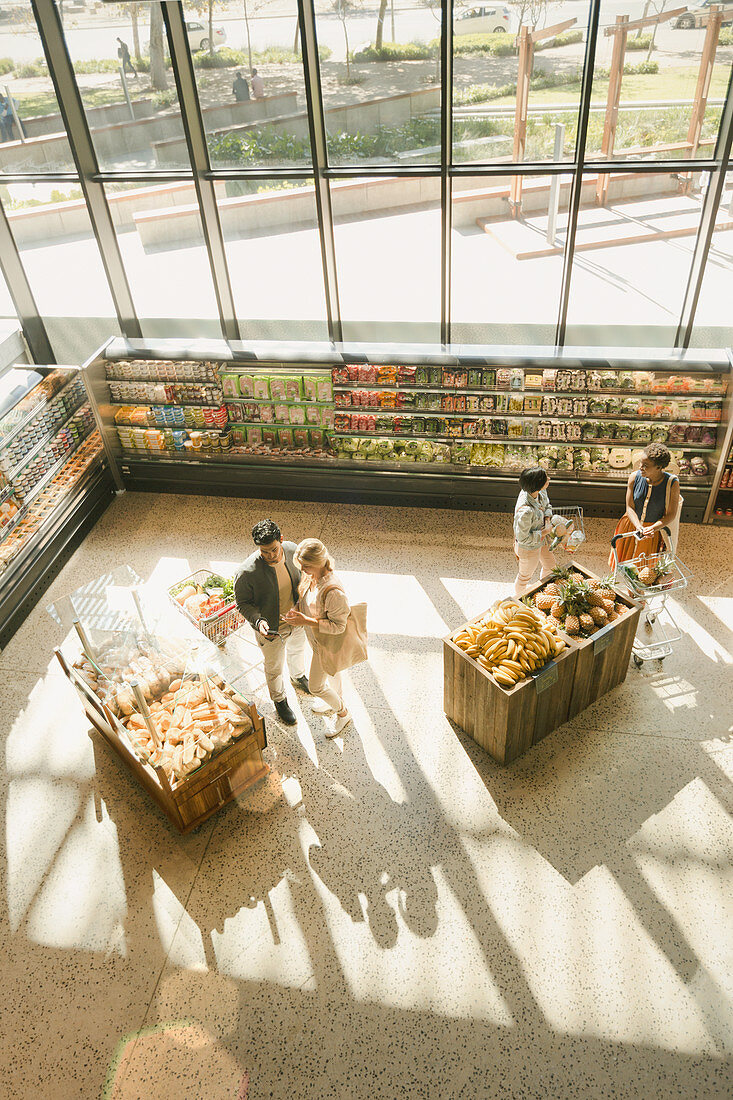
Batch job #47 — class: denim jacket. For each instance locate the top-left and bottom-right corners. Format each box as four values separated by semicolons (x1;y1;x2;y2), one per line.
513;488;552;550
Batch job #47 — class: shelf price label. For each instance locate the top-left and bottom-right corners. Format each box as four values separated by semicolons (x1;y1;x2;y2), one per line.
593;625;613;654
534;661;558;694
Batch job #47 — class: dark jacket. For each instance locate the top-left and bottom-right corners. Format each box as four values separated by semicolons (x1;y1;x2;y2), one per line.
234;541;301;632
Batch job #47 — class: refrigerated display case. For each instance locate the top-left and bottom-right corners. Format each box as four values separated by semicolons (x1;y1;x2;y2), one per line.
0;357;116;648
84;338;731;521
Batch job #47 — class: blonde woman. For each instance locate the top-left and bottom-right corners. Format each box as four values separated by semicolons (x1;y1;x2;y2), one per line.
283;538;352;738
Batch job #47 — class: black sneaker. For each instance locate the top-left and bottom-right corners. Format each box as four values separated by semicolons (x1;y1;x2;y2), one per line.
274;699;297;726
291;675;311;694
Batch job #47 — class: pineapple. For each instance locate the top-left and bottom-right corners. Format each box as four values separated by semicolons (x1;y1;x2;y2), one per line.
543;583;561;599
551;603;564;620
638;565;656;585
579;612;595;631
535;592;556;612
601;598;615;615
564;615;580;635
607;611;619;622
590;606;608;625
587;590;605;608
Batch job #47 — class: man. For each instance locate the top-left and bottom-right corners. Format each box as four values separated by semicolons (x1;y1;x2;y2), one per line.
234;518;310;726
250;68;264;99
232;72;250;102
116;37;138;79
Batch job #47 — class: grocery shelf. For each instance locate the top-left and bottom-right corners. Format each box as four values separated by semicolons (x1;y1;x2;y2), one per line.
0;421;96;544
330;429;718;452
332;382;725;400
0;370;81;453
0;390;88;489
335;405;721;426
225;398;333;407
0;456;114;649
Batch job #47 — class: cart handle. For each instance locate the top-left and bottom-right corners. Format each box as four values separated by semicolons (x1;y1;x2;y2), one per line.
611;525;670;548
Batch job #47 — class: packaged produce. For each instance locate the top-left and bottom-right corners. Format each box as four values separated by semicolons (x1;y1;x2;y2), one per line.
262;428;277;447
541;396;557;416
332;365;349;385
572;397;588;417
253;377;270;400
551;422;567;441
510;369;524;390
571;370;587;390
556;369;572;391
468;368;483;388
289;405;306;425
415;365;430;386
482;369;496;388
523;395;542;415
220;373;240;398
397;366;416;385
566;422;582;442
634;372;653;392
700;427;717;448
508;395;524;414
496;368;512;390
479;395;496;412
541;370;556;391
293;428;309;448
586;370;602;390
451;441;472;464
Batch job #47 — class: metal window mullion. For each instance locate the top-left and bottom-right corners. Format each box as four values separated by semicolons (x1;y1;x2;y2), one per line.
555;0;602;348
30;0;142;340
441;0;453;345
162;1;239;342
0;199;55;363
675;67;733;348
298;0;341;343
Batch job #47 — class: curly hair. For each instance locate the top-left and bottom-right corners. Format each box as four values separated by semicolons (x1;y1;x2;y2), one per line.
643;442;671;469
251;518;281;545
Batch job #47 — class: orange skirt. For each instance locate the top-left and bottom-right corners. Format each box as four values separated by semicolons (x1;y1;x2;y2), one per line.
609;514;664;567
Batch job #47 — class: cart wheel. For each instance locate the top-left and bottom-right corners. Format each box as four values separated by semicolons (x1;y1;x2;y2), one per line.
633;654;643;668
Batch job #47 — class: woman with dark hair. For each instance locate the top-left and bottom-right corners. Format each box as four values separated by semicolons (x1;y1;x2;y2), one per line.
611;442;680;564
513;465;555;596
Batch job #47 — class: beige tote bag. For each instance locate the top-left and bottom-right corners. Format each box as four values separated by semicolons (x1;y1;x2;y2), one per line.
313;581;368;677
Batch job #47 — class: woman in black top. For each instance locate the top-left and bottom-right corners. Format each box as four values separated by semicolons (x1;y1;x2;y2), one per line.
610;442;680;564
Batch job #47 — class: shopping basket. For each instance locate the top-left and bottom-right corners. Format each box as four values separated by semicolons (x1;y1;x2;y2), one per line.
168;569;245;647
547;506;586;558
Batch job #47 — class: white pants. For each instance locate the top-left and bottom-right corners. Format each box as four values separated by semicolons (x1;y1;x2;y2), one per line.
256;623;306;703
514;541;554;596
308;645;344;713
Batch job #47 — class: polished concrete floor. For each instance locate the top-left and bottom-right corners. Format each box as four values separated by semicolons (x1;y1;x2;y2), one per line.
1;492;732;1099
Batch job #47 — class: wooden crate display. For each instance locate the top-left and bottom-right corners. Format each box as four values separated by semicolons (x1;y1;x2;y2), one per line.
551;563;641;719
55;647;268;833
443;607;578;765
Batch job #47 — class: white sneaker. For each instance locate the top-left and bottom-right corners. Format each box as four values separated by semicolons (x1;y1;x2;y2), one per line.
311;698;334;714
325;711;351;739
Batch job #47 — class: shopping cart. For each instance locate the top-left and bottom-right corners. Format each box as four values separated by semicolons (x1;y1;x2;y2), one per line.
547;506;587;563
168;569;245;647
610;527;692;667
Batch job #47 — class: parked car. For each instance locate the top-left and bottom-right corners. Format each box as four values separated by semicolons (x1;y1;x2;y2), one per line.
454;5;512;34
185;20;227;51
673;0;733;27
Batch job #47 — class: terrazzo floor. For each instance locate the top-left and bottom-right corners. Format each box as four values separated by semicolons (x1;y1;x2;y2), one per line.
1;491;732;1100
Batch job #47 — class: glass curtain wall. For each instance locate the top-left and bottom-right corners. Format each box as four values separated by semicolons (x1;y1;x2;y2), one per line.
0;0;731;357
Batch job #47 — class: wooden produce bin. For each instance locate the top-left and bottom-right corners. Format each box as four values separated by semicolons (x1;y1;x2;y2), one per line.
56;648;268;833
443;609;578;765
557;563;641;720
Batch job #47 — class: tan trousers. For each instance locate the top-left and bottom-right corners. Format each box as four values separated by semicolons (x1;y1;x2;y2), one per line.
308;645;344;713
256;622;306;702
514;541;554;596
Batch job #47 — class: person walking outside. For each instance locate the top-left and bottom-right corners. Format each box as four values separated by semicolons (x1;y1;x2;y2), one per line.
284;538;357;739
117;38;138;79
610;442;681;564
232;71;250;101
513;465;555;596
250;68;264;98
234;518;310;726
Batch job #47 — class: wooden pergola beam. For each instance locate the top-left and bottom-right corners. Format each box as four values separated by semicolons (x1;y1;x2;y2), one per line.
603;7;685;34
